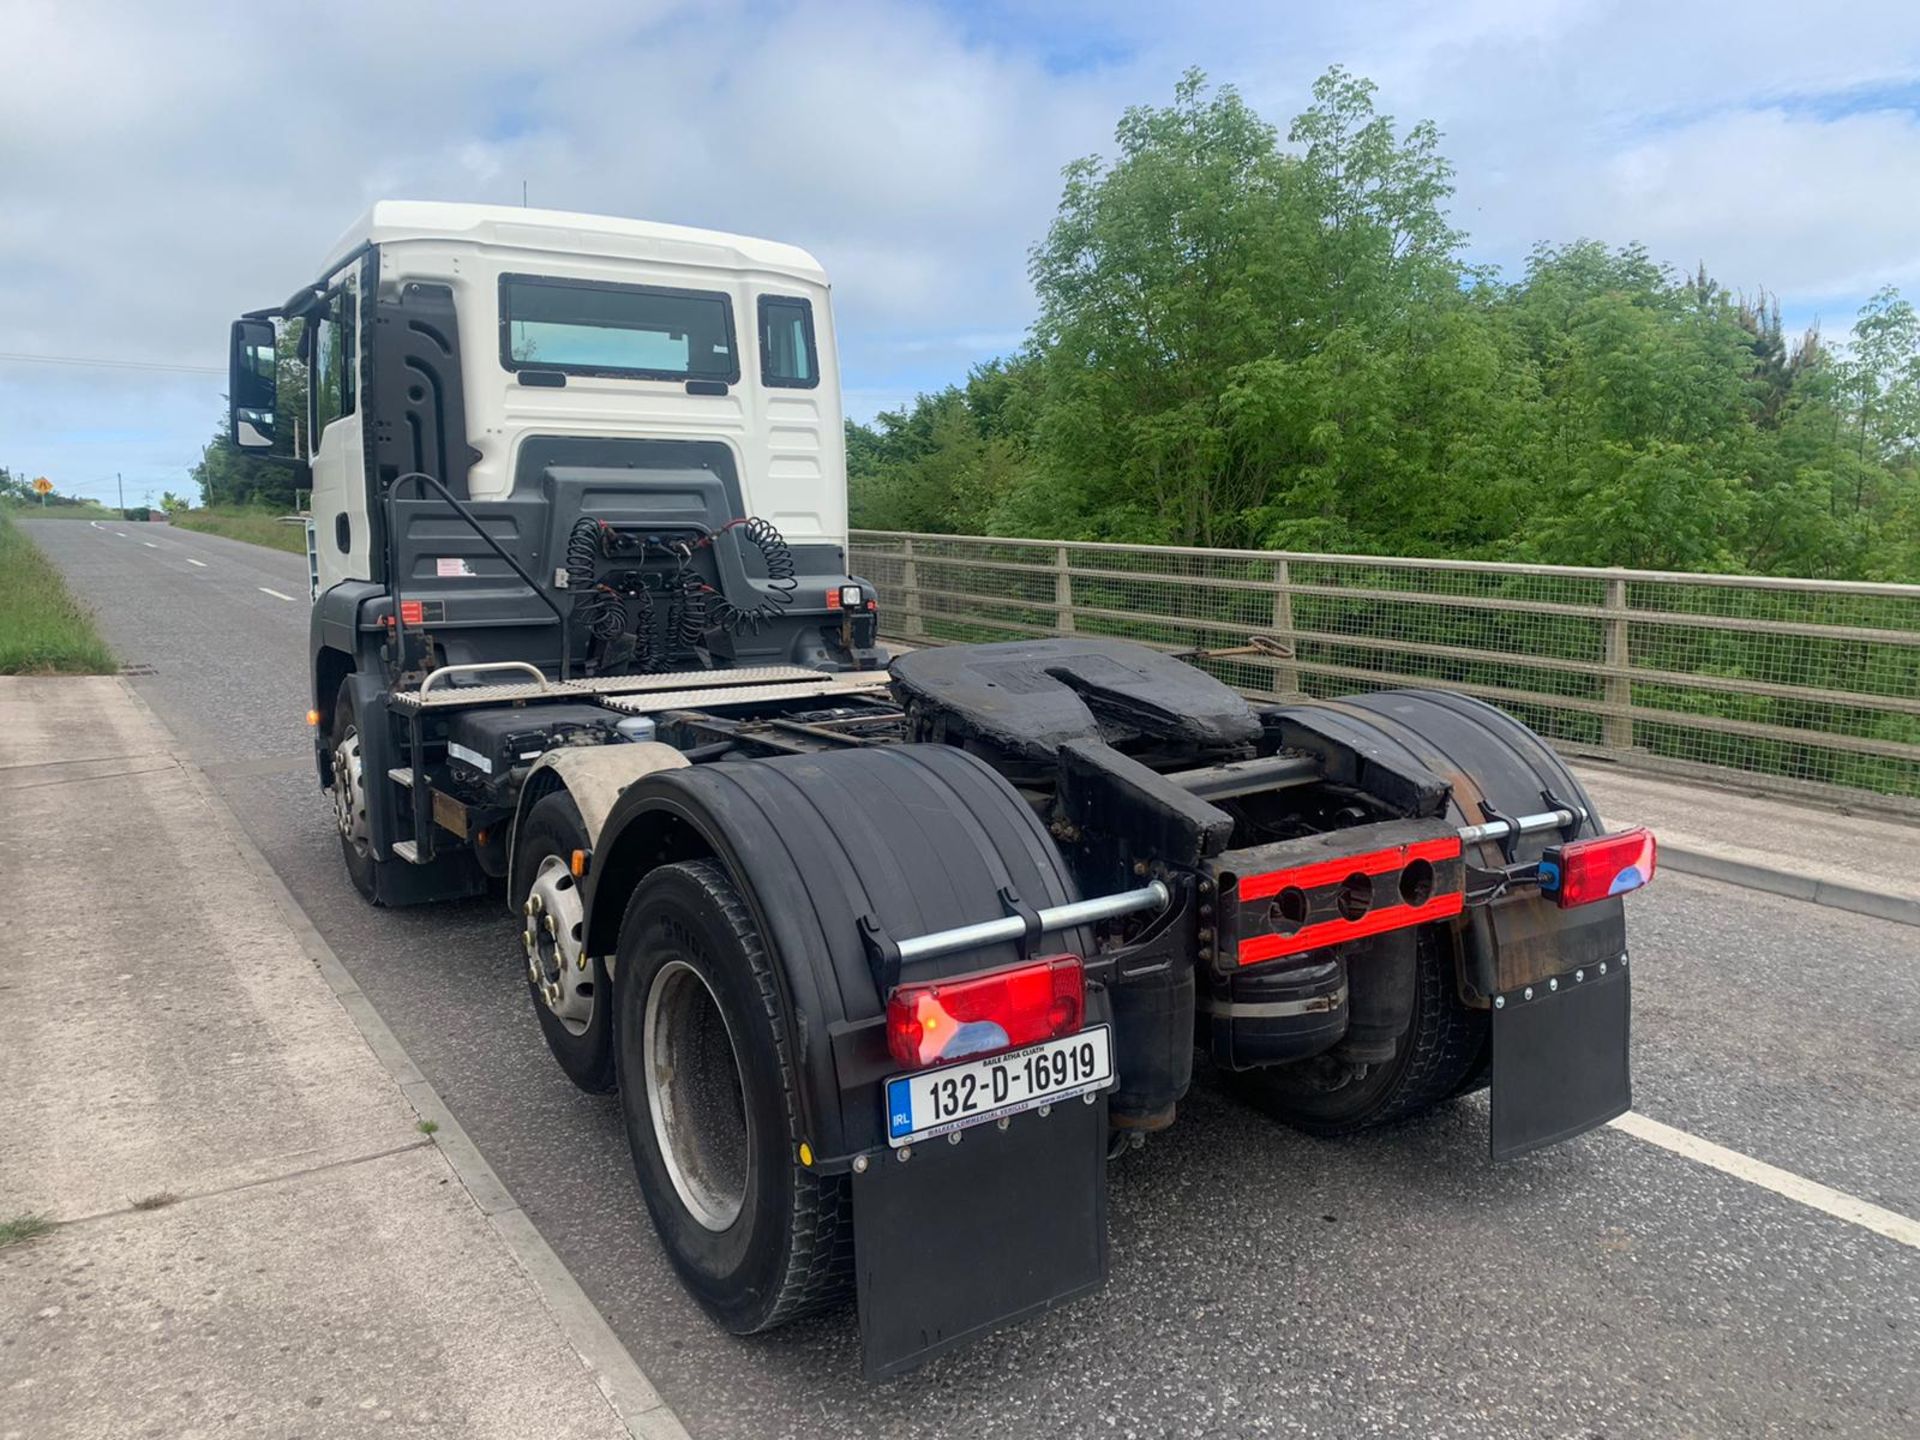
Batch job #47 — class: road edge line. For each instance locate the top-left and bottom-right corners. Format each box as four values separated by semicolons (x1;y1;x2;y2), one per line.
116;678;692;1440
1659;843;1920;929
1611;1111;1920;1252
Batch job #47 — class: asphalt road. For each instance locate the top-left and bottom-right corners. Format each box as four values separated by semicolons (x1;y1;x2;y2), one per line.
28;517;1920;1439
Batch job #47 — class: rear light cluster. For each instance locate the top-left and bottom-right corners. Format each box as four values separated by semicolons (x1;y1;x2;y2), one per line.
1540;827;1657;908
886;955;1084;1069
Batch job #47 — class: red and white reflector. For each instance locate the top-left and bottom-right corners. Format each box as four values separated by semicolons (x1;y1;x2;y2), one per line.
1540;827;1657;908
885;955;1085;1069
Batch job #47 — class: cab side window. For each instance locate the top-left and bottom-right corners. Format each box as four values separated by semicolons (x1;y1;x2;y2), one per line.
310;286;356;436
759;295;818;389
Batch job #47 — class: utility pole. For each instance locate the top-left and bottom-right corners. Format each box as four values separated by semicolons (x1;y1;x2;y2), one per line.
117;472;124;519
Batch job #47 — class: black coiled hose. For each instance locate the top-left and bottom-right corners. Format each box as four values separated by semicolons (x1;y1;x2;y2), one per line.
667;576;706;650
626;586;656;670
702;517;799;635
567;518;627;640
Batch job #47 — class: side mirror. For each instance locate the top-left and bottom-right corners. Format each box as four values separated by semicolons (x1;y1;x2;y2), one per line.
228;318;277;449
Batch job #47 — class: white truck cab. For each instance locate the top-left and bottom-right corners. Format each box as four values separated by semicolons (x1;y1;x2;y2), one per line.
227;201;883;904
237;200;846;597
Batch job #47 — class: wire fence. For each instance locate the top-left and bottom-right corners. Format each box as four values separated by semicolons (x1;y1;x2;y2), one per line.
849;530;1920;815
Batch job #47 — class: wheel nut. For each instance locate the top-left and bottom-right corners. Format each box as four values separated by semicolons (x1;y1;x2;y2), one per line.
530;894;543;915
522;930;534;952
544;915;557;936
575;952;588;971
523;899;535;917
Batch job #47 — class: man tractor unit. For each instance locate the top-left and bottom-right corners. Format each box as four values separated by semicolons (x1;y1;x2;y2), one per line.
230;202;1656;1379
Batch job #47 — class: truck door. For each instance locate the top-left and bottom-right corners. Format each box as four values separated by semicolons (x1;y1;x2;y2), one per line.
307;273;373;591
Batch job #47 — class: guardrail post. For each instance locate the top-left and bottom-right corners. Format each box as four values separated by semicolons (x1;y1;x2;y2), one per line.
1271;558;1300;697
1603;577;1633;750
898;537;925;640
1055;545;1075;634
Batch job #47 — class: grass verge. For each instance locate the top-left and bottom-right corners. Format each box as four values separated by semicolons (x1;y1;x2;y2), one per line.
0;500;114;521
169;505;309;555
0;514;117;674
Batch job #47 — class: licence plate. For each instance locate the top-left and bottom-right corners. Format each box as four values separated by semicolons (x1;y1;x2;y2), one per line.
885;1026;1114;1147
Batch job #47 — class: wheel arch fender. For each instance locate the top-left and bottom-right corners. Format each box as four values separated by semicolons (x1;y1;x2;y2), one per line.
1267;687;1626;998
507;743;690;909
310;580;386;786
582;744;1091;1164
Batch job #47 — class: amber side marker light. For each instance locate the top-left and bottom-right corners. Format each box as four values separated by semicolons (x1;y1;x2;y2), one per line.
305;709;321;726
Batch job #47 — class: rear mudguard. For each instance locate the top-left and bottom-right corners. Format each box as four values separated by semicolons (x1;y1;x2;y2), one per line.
1265;690;1632;1155
582;744;1108;1377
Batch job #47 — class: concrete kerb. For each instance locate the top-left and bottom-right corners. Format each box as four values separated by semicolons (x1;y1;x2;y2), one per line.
1658;844;1920;929
121;680;692;1440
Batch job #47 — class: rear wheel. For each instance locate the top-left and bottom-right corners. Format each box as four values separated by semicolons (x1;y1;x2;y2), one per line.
328;688;382;903
1232;931;1487;1136
513;792;615;1093
613;859;851;1333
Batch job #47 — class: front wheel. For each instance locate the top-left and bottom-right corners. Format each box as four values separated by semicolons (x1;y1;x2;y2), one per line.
613;859;851;1333
513;791;615;1094
329;688;382;904
1232;930;1487;1136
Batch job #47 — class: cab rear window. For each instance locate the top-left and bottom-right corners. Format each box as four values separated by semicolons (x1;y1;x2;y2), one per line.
500;274;738;383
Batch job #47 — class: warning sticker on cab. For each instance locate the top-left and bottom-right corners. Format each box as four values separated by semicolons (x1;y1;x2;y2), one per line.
435;557;475;578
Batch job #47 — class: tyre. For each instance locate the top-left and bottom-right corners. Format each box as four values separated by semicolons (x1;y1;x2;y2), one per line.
1232;930;1487;1137
613;858;852;1333
328;687;382;903
513;791;615;1094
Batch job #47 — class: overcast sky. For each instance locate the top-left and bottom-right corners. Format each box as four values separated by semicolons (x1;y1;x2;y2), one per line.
5;0;1920;506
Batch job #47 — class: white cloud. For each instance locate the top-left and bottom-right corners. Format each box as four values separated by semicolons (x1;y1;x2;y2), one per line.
5;0;1920;490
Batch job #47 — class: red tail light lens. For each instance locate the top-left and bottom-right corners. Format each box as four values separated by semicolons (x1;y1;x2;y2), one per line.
886;955;1085;1069
1541;827;1657;908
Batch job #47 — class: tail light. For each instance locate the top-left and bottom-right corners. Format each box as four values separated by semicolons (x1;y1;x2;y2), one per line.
886;955;1085;1069
1540;827;1657;908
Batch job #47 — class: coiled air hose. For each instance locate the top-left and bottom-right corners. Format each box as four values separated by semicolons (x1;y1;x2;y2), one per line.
567;518;627;641
699;516;798;635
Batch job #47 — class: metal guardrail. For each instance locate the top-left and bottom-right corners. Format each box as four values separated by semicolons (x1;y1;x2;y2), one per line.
849;530;1920;815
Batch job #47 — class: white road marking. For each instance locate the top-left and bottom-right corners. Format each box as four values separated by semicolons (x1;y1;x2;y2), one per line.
258;586;295;602
115;531;130;538
1612;1110;1920;1252
186;558;208;568
142;541;158;548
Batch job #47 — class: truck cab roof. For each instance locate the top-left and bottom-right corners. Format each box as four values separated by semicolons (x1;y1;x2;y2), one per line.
320;200;829;287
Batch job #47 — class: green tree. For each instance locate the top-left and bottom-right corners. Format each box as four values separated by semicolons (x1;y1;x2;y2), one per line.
849;67;1920;584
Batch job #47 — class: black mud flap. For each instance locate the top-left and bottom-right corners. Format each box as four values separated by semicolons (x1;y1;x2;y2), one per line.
1489;960;1631;1159
853;1095;1108;1380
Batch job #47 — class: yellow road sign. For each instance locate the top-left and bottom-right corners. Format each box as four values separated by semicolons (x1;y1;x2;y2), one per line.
31;476;53;495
